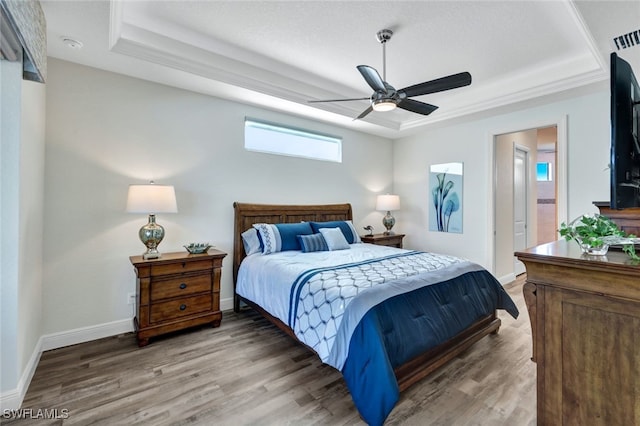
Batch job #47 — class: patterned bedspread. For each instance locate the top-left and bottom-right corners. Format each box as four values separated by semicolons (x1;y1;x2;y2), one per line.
236;245;518;426
289;251;469;370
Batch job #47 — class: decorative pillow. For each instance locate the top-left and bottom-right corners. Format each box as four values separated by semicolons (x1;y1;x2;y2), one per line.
297;233;328;253
310;220;361;244
319;227;350;251
241;228;261;256
253;222;314;254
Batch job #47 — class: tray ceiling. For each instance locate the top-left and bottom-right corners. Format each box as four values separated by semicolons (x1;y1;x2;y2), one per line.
41;1;640;138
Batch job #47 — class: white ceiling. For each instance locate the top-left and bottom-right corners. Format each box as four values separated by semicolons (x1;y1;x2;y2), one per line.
41;0;640;138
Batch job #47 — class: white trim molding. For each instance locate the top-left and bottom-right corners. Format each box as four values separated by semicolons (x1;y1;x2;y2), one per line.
0;337;42;410
41;319;134;352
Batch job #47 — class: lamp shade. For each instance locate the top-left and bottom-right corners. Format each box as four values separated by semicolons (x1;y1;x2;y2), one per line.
126;184;178;214
376;194;400;211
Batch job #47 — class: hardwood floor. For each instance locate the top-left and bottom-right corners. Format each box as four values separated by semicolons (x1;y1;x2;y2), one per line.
7;277;535;425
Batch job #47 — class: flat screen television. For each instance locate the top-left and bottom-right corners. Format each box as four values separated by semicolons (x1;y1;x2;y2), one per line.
610;52;640;209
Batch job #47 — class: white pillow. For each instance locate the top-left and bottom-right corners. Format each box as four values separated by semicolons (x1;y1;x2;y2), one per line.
241;228;262;256
319;227;350;251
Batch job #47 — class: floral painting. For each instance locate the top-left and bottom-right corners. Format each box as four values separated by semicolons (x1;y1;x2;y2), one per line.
429;162;463;233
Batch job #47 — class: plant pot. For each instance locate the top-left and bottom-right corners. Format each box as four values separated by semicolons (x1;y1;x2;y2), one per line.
577;240;609;256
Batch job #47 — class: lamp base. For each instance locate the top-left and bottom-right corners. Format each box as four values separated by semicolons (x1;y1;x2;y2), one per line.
142;251;161;260
139;214;165;260
382;211;396;235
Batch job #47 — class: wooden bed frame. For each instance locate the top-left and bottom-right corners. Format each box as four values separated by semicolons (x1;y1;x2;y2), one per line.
232;202;501;392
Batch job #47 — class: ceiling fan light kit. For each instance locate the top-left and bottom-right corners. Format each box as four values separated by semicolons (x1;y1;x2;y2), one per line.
309;28;472;120
372;99;397;112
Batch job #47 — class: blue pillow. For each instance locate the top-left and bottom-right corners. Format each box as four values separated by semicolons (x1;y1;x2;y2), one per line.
297;233;329;253
253;222;313;254
310;220;361;244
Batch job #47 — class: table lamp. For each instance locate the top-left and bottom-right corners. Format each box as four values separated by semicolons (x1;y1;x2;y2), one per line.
126;182;178;259
376;194;400;235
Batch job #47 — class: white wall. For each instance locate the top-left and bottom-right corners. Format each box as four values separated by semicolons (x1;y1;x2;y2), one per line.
393;89;611;271
0;55;22;400
18;78;45;380
0;59;46;408
43;59;393;337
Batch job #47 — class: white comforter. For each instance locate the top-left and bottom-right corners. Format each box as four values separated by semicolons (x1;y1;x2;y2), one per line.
236;244;409;325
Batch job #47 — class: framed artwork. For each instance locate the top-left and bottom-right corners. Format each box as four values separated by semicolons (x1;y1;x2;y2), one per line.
429;162;463;233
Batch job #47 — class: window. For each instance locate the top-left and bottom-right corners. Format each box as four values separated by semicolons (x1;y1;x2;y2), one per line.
244;118;342;163
536;162;553;181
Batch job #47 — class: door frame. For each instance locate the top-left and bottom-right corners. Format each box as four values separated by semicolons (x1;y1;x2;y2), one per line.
487;115;567;283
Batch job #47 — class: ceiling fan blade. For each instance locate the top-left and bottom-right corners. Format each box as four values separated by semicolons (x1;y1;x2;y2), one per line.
308;97;370;103
398;99;439;116
354;105;373;120
399;72;472;98
357;65;387;92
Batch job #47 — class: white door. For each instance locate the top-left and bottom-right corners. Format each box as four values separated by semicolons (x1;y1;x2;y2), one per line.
513;146;528;275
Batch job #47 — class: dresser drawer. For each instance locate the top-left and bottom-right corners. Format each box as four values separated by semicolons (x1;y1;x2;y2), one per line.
150;274;211;301
151;259;212;276
150;294;212;323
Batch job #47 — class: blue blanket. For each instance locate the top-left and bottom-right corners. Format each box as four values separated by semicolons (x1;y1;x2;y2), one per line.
343;269;518;425
286;252;518;425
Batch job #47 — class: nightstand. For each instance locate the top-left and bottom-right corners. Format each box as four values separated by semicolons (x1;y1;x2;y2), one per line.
361;233;405;248
130;249;227;347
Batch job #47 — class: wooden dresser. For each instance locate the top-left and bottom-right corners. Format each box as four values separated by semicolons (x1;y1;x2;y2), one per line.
130;249;227;346
360;233;405;248
593;201;640;235
516;241;640;425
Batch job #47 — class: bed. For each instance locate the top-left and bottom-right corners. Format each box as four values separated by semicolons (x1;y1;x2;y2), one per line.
232;202;518;425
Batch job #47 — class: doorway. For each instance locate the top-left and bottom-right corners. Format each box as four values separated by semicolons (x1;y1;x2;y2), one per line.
489;116;567;284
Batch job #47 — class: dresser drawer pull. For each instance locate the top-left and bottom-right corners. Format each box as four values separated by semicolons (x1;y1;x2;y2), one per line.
179;283;187;289
179;304;187;311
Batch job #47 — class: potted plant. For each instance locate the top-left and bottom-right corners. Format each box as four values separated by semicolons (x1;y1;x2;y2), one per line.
559;214;639;261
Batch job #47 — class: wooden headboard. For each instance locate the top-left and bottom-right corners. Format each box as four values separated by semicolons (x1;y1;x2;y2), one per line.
232;202;353;310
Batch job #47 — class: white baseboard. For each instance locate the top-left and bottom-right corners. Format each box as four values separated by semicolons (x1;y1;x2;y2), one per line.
0;337;42;410
41;298;236;352
220;296;233;312
497;273;516;285
39;298;239;351
41;318;134;352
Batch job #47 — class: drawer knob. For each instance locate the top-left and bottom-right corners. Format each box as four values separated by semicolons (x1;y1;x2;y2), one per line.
179;304;187;311
179;283;187;289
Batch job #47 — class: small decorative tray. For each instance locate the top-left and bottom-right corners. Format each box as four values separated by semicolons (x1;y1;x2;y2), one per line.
184;242;212;254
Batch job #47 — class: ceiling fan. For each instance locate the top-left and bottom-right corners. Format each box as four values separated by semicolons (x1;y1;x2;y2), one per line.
308;29;472;120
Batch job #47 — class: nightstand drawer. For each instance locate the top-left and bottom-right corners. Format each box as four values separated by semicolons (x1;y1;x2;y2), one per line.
150;274;212;301
151;259;212;276
150;294;212;323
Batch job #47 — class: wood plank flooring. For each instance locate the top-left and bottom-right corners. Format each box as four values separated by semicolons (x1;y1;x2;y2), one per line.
6;277;535;425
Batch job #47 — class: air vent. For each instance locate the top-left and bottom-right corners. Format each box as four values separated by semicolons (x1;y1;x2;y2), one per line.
613;28;640;51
